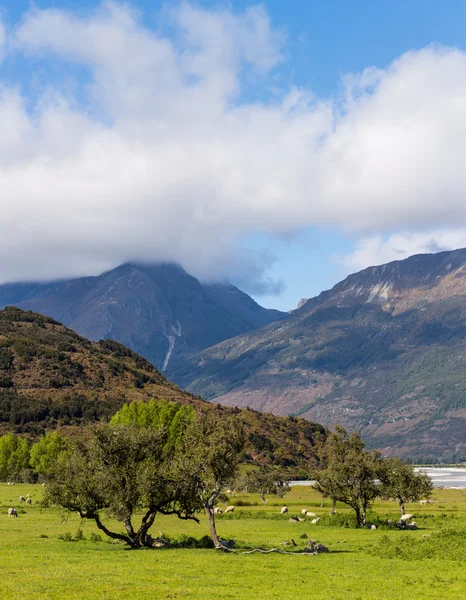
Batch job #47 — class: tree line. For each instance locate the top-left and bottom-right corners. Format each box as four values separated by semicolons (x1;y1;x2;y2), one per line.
1;399;433;548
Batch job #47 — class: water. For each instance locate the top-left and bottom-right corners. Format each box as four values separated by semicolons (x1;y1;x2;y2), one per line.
415;467;466;489
289;467;466;489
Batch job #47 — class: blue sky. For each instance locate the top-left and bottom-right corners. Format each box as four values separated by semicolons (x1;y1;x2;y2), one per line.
1;1;466;310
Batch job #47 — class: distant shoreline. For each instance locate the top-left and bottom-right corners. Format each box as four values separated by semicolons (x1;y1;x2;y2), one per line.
289;467;466;489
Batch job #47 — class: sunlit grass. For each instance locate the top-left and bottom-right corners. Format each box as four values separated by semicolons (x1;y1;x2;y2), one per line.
1;484;465;599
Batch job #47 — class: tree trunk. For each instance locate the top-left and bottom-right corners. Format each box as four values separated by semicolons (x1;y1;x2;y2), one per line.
320;496;324;508
330;499;336;515
137;509;157;547
354;506;365;527
92;513;137;548
207;506;229;551
398;498;405;517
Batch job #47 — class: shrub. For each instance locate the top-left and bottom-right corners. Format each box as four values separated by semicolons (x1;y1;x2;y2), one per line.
369;529;466;561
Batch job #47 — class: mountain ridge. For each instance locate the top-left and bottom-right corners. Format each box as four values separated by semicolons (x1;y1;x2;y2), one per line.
172;248;466;461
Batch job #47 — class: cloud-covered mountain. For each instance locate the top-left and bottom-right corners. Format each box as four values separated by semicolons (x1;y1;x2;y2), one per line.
172;248;466;461
0;263;285;375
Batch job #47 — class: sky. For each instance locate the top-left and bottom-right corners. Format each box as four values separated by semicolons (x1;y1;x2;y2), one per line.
1;2;466;310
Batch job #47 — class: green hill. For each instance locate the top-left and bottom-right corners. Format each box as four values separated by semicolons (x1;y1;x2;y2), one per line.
0;307;324;470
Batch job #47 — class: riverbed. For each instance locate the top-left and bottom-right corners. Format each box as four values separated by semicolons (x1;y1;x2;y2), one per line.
289;467;466;489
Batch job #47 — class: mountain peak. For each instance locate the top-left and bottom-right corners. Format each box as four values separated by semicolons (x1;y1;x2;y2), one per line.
0;263;285;374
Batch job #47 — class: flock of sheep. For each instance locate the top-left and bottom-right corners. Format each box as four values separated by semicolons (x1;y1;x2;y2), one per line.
212;504;321;525
7;493;33;517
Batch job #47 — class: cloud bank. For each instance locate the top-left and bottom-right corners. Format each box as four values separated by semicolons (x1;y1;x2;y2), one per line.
1;2;466;290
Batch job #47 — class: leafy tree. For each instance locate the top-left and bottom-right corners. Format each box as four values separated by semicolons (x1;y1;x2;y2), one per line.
378;457;433;516
179;410;245;550
0;433;30;481
43;424;201;548
110;399;194;454
243;466;289;506
310;426;382;527
30;432;70;478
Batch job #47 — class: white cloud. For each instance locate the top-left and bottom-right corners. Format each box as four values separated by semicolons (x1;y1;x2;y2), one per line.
340;230;466;272
1;3;466;291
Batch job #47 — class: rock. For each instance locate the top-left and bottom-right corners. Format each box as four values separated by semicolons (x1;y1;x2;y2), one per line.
307;539;329;553
371;524;377;530
289;517;300;523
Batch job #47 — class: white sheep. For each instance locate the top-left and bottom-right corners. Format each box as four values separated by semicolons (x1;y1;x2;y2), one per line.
8;508;18;518
26;498;32;505
280;506;288;514
224;506;235;513
19;496;26;503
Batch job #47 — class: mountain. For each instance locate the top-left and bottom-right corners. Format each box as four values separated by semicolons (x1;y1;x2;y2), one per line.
0;263;285;376
0;307;324;470
172;248;466;461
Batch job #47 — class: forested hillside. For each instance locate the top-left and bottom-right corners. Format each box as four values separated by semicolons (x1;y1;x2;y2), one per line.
0;307;324;470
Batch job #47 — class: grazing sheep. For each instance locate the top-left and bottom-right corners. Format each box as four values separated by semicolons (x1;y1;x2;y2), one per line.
311;518;320;524
26;494;30;498
8;508;18;518
26;498;32;505
19;496;26;503
280;506;288;514
305;511;316;517
301;509;307;515
214;507;223;514
400;514;413;522
225;506;235;513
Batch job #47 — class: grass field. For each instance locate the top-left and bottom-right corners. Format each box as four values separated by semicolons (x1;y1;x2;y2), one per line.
1;484;465;600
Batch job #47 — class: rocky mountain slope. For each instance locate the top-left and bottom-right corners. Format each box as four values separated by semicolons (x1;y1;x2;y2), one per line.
0;263;284;376
172;249;466;461
0;307;324;470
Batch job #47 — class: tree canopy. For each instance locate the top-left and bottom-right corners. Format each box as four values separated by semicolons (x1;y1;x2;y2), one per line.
310;426;383;526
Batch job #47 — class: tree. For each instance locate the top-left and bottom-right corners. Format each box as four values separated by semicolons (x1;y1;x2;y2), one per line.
310;426;382;527
110;398;194;454
0;433;30;481
179;410;245;550
30;432;70;478
378;457;433;516
43;424;201;548
243;467;289;506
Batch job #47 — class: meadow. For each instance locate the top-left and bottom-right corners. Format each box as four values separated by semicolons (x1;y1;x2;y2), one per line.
1;484;465;600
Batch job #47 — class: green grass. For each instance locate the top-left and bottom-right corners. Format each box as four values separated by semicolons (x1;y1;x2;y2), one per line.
1;484;465;599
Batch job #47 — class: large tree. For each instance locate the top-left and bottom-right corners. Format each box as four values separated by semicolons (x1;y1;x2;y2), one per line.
179;410;245;550
310;426;382;527
43;424;201;548
378;457;433;516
